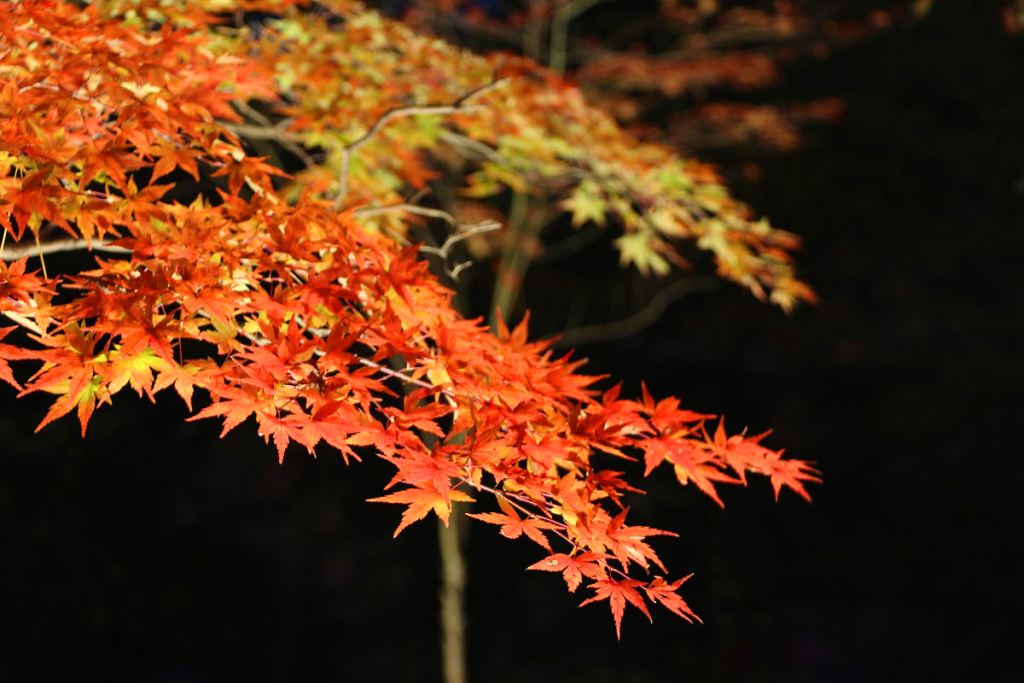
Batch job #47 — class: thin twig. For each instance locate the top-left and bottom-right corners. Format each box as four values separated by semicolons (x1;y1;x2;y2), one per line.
353;203;460;226
419;218;501;282
353;204;501;282
419;221;501;259
226;102;318;169
334;77;511;209
356;357;439;392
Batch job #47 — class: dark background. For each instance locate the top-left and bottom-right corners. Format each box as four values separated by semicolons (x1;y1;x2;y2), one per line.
1;3;1020;682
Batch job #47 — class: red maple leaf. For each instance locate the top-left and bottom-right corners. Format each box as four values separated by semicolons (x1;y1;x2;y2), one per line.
643;575;700;623
370;483;475;537
0;326;25;389
468;493;560;551
579;578;652;639
527;551;609;593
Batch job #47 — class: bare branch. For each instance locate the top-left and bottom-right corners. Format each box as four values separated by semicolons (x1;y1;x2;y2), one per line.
352;201;500;281
226;102;318;168
438;131;509;166
1;238;130;262
533;223;604;264
419;219;501;282
353;203;460;226
218;122;305;143
551;277;720;348
431;220;502;257
334;77;512;209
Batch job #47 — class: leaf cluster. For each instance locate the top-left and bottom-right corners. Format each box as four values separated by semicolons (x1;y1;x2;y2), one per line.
0;0;819;635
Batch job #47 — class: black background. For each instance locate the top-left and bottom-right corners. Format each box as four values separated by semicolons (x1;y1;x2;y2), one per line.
1;3;1020;681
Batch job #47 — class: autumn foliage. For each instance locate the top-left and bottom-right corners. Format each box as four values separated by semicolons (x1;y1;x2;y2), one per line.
0;0;819;637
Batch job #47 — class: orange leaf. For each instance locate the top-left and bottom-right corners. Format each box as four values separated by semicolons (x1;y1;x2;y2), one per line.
370;484;474;537
579;578;652;639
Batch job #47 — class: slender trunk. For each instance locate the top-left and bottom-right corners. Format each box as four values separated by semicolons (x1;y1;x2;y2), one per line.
439;189;537;683
490;191;533;330
438;506;468;683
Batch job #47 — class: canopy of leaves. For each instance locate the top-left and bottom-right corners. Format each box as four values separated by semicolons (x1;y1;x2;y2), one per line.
0;0;818;635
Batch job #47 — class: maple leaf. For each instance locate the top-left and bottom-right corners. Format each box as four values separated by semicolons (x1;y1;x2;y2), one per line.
468;493;560;551
706;417;770;484
605;508;676;572
370;484;475;537
381;394;452;438
152;361;201;411
640;382;712;432
763;451;821;502
639;436;738;506
560;181;607;227
104;345;167;400
702;419;819;500
527;552;609;593
0;258;52;304
307;400;370;464
212;155;292;196
643;575;700;623
149;138;203;182
188;388;266;436
255;410;315;463
614;231;672;277
0;326;25;389
580;578;652;639
671;459;737;508
102;301;180;364
384;443;467;501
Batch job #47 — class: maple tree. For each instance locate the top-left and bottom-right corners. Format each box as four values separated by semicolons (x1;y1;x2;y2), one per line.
0;0;821;642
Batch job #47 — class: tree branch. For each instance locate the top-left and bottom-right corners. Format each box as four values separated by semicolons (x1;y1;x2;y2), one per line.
353;203;463;226
353;202;501;280
1;238;130;262
438;131;509;166
334;77;511;209
551;276;720;348
220;122;305;143
550;0;606;75
227;101;318;168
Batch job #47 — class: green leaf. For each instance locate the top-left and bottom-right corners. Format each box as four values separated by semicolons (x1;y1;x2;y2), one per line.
615;231;671;276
